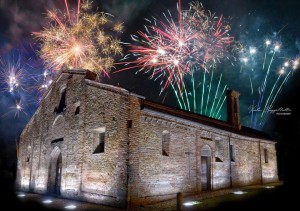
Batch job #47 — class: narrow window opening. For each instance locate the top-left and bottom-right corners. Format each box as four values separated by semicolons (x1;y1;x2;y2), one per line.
55;89;67;114
264;148;269;163
94;132;105;154
127;120;132;128
75;106;80;115
230;144;235;162
162;131;170;156
26;157;30;162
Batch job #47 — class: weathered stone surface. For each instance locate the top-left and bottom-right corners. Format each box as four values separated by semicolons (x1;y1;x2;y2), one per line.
16;70;278;208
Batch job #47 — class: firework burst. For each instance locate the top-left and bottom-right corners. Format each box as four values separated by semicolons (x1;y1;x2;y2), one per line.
185;1;236;69
0;49;54;119
123;11;197;91
1;99;29;119
34;0;123;76
13;100;29;118
118;1;236;93
238;39;299;129
0;55;26;93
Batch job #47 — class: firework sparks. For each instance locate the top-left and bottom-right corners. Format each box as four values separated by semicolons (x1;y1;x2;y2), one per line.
0;49;55;119
33;0;123;76
124;14;197;91
118;0;236;93
1;99;29;119
186;1;236;69
0;55;25;93
39;70;54;90
13;101;26;118
293;59;299;69
23;68;55;106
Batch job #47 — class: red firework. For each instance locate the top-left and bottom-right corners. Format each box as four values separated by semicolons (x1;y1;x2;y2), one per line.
117;0;235;92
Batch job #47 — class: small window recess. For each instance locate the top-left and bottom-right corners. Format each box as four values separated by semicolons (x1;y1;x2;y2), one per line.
127;120;132;128
215;157;223;162
75;106;80;115
54;89;67;114
93;127;106;154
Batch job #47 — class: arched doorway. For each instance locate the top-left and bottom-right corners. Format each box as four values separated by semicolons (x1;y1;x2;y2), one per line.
48;147;62;195
201;145;212;191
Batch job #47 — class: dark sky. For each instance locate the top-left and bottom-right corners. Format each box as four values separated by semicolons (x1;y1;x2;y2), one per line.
0;0;299;175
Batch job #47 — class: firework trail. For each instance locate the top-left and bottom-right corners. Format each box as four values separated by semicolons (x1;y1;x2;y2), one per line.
240;40;298;129
170;68;227;120
34;0;123;76
209;73;223;117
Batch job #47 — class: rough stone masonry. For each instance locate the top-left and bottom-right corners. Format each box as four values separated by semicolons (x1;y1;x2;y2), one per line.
16;69;278;208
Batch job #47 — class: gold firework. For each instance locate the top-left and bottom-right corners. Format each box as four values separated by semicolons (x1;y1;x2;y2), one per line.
34;0;123;76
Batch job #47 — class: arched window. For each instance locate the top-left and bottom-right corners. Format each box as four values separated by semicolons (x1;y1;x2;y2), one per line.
201;145;211;157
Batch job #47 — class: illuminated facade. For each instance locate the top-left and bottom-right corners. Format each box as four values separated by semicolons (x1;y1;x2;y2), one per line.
16;70;278;208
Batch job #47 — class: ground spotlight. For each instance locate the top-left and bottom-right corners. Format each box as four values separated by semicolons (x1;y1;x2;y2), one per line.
233;191;247;195
17;193;26;197
183;201;201;206
265;186;275;189
64;204;77;210
42;199;53;204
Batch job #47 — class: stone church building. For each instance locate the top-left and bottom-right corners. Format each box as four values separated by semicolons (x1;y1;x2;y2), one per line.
16;69;278;208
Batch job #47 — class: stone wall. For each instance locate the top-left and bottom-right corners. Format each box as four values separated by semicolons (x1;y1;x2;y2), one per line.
230;136;261;187
130;110;198;206
212;135;231;190
79;79;130;207
17;71;130;208
127;108;278;206
260;141;278;183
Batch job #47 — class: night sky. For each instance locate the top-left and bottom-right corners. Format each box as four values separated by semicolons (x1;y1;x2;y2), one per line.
0;0;300;206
